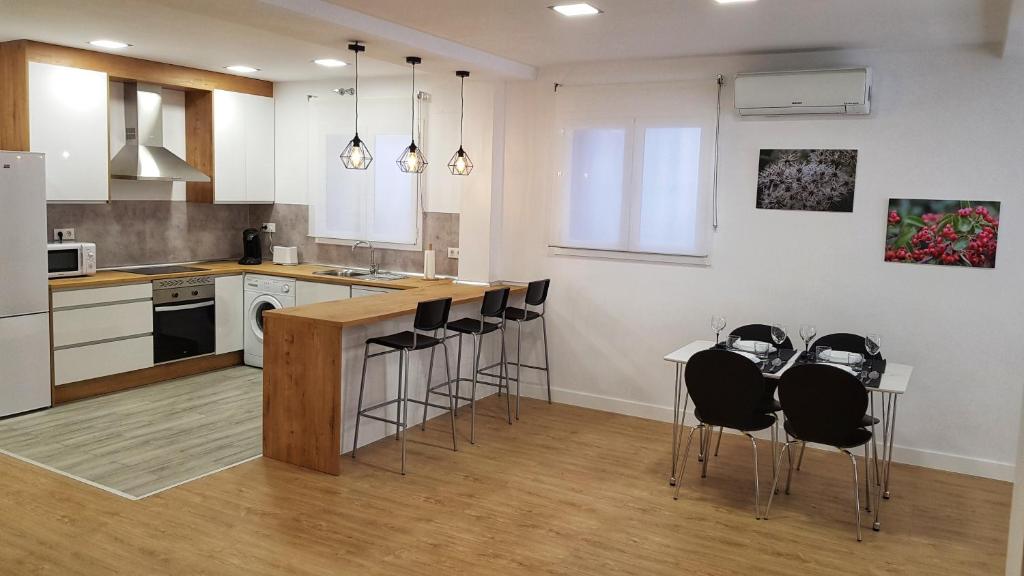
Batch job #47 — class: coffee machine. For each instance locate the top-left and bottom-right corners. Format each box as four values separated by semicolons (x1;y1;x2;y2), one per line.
239;228;262;265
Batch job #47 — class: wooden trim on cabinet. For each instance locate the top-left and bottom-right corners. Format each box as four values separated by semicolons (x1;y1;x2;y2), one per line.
54;351;243;404
185;90;215;203
16;40;273;97
0;40;30;151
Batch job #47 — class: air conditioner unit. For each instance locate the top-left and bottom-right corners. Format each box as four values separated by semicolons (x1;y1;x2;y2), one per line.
734;68;871;117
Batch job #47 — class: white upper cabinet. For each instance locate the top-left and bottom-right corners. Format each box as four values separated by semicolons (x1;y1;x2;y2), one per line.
214;89;274;204
28;62;109;203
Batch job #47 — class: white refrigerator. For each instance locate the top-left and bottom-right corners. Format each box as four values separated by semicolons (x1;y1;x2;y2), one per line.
0;151;52;417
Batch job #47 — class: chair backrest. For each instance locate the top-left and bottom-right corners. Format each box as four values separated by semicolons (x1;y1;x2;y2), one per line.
811;332;882;359
778;364;868;446
525;279;551;307
730;324;794;350
480;287;510;318
414;298;452;332
684;349;766;428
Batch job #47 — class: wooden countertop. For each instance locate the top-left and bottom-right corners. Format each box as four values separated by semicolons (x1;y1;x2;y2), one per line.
265;282;526;329
48;261;450;292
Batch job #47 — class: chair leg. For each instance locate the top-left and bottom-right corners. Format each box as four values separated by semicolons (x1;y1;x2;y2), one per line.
395;348;404;442
500;326;512;425
470;334;480;445
421;344;437;431
747;434;762;519
796;441;807;470
514;320;522;420
863;443;872;512
771;420;779;495
701;426;711;479
541;315;552;404
672;425;699;500
785;437;795;495
352;342;370;459
454;334;463;417
400;350;411;475
844;449;863;541
442;340;457;452
764;442;792;519
714;426;724;457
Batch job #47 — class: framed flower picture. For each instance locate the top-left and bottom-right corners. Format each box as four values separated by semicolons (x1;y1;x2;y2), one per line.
885;199;1000;268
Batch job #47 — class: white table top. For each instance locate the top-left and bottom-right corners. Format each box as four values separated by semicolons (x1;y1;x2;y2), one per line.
664;340;911;395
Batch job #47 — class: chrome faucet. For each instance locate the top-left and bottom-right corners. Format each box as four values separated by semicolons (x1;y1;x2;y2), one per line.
352;240;378;274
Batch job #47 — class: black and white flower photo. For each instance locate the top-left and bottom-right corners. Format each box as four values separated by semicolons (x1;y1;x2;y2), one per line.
756;149;858;212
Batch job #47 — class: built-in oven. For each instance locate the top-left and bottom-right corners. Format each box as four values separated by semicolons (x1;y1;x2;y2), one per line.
152;276;215;364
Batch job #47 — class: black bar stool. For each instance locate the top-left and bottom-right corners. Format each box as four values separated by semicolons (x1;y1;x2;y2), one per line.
352;297;457;475
499;279;551;419
442;287;512;444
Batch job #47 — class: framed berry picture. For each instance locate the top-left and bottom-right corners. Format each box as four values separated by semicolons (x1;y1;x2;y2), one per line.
885;199;1000;268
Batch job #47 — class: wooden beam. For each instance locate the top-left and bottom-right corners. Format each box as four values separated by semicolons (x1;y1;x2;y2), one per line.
185;90;215;203
0;40;30;151
20;40;273;97
54;351;243;404
262;315;342;475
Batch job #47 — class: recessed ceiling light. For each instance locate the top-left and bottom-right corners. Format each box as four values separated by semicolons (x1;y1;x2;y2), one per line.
550;3;602;16
225;65;260;74
313;58;348;68
88;39;131;49
715;0;757;4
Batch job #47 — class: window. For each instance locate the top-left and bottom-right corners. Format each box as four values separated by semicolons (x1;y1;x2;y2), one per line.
551;81;717;260
309;96;423;248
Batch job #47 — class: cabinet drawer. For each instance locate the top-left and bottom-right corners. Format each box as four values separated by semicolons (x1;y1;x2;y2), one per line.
53;301;153;347
52;283;152;309
351;287;399;298
54;335;154;385
296;281;350;306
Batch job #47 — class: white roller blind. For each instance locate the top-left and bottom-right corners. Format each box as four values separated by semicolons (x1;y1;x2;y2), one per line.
552;81;717;257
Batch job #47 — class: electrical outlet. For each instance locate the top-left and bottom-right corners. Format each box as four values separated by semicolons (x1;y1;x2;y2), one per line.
262;223;276;233
53;228;75;241
447;247;460;259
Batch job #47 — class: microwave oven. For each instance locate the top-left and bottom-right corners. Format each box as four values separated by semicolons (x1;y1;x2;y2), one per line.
47;242;97;278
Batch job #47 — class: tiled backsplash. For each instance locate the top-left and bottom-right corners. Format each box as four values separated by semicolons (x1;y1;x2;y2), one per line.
249;203;460;277
47;201;460;276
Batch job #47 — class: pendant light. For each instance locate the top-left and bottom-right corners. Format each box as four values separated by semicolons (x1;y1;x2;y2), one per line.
448;70;474;176
397;56;428;174
340;42;372;170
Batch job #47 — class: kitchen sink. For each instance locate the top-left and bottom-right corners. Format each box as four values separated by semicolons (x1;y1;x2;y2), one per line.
312;269;407;281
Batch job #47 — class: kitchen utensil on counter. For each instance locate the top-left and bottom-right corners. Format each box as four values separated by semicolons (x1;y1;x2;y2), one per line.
239;228;262;265
273;246;298;266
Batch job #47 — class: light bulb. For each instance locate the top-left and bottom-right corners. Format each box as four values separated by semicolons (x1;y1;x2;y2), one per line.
349;146;364;167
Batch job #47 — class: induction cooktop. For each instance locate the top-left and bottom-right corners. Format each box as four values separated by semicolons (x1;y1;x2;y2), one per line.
117;265;206;276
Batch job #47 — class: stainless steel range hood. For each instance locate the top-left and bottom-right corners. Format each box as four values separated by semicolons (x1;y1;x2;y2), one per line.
109;82;210;182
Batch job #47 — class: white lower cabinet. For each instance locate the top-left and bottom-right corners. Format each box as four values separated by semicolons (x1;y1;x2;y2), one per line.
351;286;400;298
52;301;152;348
54;336;154;385
296;281;351;306
215;275;244;354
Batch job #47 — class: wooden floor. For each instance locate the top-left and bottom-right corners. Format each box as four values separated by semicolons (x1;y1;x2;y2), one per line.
0;366;261;498
0;394;1010;575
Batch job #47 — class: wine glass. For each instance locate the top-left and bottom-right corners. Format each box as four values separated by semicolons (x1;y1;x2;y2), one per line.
865;333;882;358
711;315;727;344
799;324;817;352
770;323;787;366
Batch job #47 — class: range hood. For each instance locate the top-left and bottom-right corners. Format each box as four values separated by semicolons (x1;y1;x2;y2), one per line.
109;82;211;182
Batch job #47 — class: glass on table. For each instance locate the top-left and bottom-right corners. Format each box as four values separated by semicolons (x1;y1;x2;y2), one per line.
754;341;770;360
849;352;865;372
727;334;741;350
815;345;832;363
865;333;882;358
799;324;817;351
711;315;727;344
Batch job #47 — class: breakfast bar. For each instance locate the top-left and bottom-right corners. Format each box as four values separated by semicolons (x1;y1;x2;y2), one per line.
261;282;525;475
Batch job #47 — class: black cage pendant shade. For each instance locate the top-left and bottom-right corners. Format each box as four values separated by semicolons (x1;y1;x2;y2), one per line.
341;42;372;170
397;56;428;174
448;70;474;176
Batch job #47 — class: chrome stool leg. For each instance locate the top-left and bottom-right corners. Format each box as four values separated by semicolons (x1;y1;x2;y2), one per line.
500;324;512;425
470;333;480;444
352;342;371;459
454;334;463;416
421;342;437;431
400;349;411;475
442;338;457;451
514;319;522;420
541;315;552;404
395;348;404;441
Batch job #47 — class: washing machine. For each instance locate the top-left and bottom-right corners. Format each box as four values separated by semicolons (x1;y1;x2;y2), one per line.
243;274;295;368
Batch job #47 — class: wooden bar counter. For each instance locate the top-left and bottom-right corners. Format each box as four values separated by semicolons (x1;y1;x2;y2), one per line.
262;282;525;475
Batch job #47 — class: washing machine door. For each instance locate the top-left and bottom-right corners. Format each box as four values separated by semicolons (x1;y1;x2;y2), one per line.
247;294;283;343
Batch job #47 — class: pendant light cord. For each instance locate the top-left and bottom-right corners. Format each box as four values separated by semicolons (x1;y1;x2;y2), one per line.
353;47;359;133
410;61;416;143
459;75;465;148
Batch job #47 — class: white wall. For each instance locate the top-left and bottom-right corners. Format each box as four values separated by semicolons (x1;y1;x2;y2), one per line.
498;46;1024;480
273;74;503;282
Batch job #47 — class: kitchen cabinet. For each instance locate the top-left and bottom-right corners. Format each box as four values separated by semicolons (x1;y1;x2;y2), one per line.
28;62;109;202
213;89;274;203
215;275;243;354
296;281;351;306
351;286;400;298
51;283;154;385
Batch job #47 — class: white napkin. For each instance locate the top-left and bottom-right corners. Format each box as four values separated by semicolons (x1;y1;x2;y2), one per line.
732;340;777;354
728;350;762;364
819;350;863;365
819;362;858;375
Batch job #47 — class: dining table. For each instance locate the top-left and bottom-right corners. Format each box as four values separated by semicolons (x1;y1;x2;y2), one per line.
663;339;913;532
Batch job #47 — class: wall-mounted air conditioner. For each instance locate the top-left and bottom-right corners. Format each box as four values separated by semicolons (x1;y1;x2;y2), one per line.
734;68;871;117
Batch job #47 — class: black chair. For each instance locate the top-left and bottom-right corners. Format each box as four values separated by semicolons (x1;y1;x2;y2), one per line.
765;364;876;541
484;279;551;420
443;287;512;444
672;349;777;519
352;297;457;475
795;332;883;470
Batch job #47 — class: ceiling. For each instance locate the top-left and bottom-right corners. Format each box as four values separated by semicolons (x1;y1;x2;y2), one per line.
0;0;1016;84
328;0;1014;66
